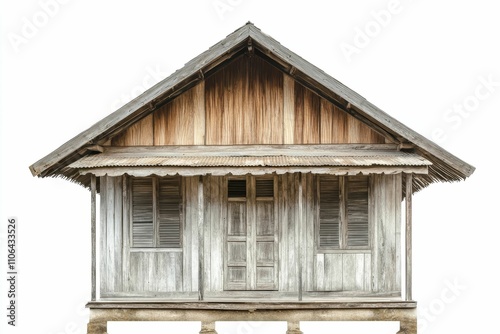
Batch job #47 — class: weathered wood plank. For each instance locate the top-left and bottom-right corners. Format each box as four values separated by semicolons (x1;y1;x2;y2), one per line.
246;175;256;290
182;178;192;292
304;173;315;292
153;83;203;145
278;174;287;291
102;143;399;155
210;177;224;291
203;176;212;292
342;253;365;291
294;83;320;144
111;114;154;146
205;71;224;145
190;177;200;293
297;173;303;300
320;99;336;143
395;173;402;293
90;174;97;301
87;300;417;309
113;176;123;291
99;176;108;294
197;177;204;299
370;174;381;292
385;175;397;292
315;253;325;291
405;173;413;301
122;176;130;292
324;253;343;291
251;57;284;144
192;82;206;145
283;74;295;144
105;176;115;292
364;253;372;291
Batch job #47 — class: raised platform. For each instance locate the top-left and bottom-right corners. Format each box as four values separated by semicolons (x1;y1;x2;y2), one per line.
86;301;417;334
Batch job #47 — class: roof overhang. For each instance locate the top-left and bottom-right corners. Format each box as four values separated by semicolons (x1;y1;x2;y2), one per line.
69;144;430;177
29;23;474;192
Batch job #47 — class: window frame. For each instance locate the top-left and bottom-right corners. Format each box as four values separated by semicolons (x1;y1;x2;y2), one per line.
129;175;183;251
316;175;371;253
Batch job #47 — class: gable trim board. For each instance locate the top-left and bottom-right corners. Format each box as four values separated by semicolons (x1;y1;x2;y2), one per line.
29;23;474;192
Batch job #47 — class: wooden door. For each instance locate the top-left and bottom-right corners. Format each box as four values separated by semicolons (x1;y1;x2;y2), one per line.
225;176;278;290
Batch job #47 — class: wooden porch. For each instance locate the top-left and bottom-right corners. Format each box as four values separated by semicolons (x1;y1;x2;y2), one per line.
86;301;417;334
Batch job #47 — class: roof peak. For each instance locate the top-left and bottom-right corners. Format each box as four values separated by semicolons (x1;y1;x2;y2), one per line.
29;24;474;191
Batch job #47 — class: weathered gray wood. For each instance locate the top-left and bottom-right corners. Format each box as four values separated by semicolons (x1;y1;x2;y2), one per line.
113;176;123;291
105;176;115;292
122;176;131;292
395;174;402;292
191;177;200;293
297;173;303;301
324;253;342;291
90;174;97;301
87;300;416;310
405;173;413;301
304;173;315;292
210;177;224;292
283;74;295;144
370;174;400;294
197;177;204;300
203;176;212;292
364;253;372;291
99;176;108;294
182;178;191;292
315;253;325;291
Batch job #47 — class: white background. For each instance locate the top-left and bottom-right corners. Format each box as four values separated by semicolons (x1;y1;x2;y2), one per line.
1;1;499;333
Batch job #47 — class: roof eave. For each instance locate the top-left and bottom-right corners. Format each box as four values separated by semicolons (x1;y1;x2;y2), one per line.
29;22;475;183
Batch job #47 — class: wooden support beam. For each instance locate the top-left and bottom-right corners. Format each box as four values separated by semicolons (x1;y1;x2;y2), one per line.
90;174;97;301
405;173;413;301
298;173;303;301
198;177;204;301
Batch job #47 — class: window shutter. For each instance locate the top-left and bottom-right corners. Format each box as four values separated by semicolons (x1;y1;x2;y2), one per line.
256;179;274;198
158;177;182;248
319;176;340;248
131;177;154;247
347;176;369;247
228;179;246;198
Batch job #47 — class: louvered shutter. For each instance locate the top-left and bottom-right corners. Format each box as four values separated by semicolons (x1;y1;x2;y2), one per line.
347;176;369;247
158;177;182;248
131;177;154;247
319;176;340;248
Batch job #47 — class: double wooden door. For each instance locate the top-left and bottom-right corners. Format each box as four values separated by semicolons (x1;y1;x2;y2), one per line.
224;176;278;290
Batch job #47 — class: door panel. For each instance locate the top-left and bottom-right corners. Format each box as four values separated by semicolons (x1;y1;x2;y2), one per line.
224;176;278;291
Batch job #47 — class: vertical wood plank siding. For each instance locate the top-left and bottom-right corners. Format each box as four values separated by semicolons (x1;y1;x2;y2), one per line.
98;174;401;298
90;175;96;301
108;55;386;146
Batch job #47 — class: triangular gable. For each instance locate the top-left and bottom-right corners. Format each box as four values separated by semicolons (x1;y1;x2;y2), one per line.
109;55;386;147
29;22;475;191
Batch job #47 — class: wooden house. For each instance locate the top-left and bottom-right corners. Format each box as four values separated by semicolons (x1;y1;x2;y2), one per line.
30;23;474;334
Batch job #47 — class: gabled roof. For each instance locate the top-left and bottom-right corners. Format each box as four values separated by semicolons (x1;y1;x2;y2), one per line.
29;22;475;191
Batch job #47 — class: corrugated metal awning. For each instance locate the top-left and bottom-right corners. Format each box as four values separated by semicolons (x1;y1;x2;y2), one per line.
69;145;431;177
